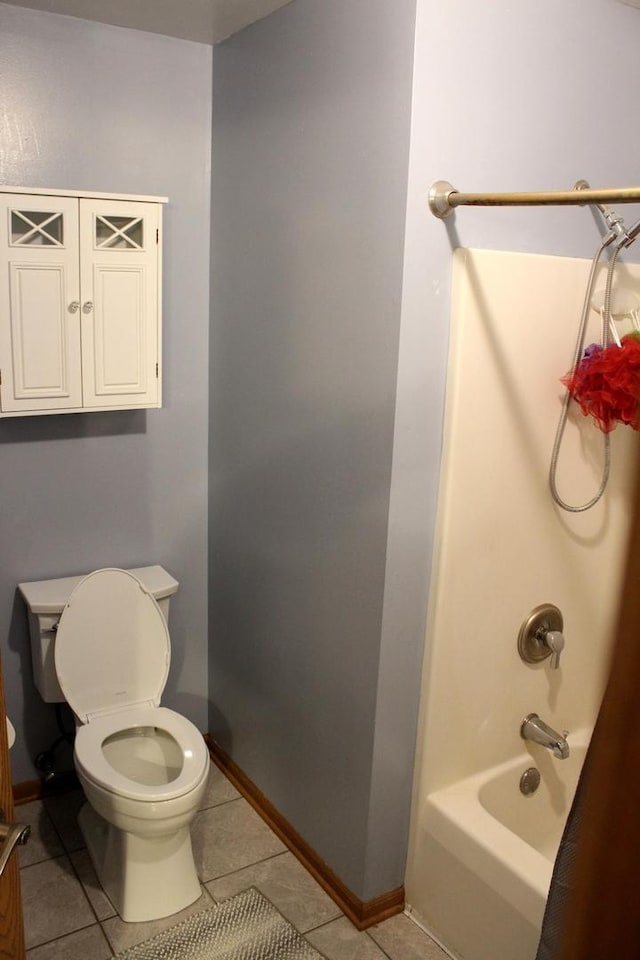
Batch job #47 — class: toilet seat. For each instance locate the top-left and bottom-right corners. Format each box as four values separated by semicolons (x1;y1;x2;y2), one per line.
74;705;209;802
54;568;170;722
56;569;209;803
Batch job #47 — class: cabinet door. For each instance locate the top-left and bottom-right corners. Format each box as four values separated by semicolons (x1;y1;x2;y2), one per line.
79;199;160;409
0;195;82;412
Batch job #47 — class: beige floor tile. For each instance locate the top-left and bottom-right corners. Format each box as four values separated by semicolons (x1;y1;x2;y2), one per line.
42;790;86;853
16;800;64;867
305;916;388;960
21;856;97;950
26;924;112;960
69;848;117;921
205;850;342;932
199;760;241;809
191;797;286;882
101;886;214;954
368;913;449;960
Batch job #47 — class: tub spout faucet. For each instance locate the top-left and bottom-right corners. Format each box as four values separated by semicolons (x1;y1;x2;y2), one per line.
521;713;570;759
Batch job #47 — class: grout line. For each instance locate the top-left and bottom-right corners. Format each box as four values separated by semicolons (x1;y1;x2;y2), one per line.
23;851;106;947
17;800;65;869
98;886;215;955
96;922;114;959
67;846;114;925
303;915;346;935
194;885;216;908
362;932;396;960
42;792;87;857
39;798;66;851
99;918;119;955
19;851;71;874
27;918;102;954
200;848;289;886
360;931;394;960
302;913;404;960
197;793;242;813
302;916;396;960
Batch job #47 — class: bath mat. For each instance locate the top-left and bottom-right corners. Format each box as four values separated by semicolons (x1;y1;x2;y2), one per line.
111;887;325;960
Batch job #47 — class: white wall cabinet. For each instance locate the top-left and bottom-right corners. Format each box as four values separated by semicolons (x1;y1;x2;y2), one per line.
0;187;166;417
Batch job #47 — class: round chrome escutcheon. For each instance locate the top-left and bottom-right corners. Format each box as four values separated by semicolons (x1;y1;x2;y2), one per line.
520;767;541;796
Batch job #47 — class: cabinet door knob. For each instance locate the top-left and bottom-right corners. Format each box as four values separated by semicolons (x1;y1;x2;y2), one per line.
82;301;94;314
68;301;79;313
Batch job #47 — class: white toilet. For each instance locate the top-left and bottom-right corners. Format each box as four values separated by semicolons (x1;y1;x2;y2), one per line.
20;566;210;923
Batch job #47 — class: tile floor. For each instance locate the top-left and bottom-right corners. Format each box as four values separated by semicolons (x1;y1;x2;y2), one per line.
18;761;449;959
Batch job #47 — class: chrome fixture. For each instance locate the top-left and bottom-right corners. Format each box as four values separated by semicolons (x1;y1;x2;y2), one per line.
0;813;30;879
521;713;570;760
518;603;565;669
574;181;640;249
519;767;541;796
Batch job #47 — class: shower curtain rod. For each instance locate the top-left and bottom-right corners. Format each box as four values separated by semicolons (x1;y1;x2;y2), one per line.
428;180;640;220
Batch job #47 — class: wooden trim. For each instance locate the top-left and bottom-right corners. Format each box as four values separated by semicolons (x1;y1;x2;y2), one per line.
13;771;79;807
205;735;404;930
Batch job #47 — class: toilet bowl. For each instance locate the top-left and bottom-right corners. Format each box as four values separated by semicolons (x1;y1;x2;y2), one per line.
51;568;210;922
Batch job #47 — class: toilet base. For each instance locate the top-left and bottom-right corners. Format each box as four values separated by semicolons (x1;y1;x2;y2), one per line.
79;802;202;922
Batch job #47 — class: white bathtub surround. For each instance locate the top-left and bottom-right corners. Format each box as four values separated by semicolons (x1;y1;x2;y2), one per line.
406;249;640;959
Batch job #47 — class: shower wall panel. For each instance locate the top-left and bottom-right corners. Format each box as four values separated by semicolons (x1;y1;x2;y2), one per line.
410;247;638;800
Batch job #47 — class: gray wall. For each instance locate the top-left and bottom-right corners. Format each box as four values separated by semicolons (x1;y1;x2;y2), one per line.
209;0;416;900
0;3;212;782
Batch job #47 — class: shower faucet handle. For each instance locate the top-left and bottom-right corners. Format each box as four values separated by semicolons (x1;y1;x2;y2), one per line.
545;630;564;670
518;604;565;670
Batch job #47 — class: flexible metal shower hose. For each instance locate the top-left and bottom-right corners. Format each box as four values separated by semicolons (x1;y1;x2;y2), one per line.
548;240;619;512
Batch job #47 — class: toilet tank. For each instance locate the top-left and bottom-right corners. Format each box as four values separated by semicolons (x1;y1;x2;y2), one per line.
19;566;179;703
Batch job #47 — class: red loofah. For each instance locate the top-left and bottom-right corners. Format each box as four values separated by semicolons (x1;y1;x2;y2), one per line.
562;333;640;432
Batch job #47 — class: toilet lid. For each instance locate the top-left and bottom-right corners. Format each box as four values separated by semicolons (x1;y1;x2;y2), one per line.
54;568;170;723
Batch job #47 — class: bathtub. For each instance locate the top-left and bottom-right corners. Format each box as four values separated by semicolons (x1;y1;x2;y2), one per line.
407;729;590;960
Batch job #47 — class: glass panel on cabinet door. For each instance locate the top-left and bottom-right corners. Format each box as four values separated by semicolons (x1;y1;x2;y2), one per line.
10;210;64;246
95;215;144;250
